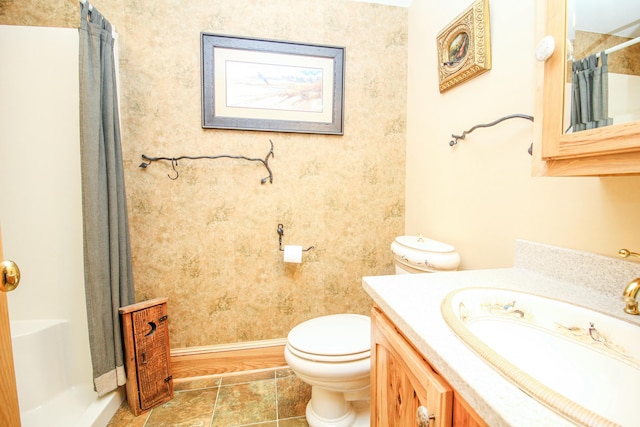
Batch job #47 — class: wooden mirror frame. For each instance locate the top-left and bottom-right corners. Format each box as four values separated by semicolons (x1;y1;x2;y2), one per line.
533;0;640;176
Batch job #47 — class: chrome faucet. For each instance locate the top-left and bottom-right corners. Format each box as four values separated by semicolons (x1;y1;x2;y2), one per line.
619;249;640;315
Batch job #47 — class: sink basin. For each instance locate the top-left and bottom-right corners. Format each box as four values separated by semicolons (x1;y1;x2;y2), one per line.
441;288;640;427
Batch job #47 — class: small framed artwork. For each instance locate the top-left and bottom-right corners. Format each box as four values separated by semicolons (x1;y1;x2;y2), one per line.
201;33;345;135
436;0;491;93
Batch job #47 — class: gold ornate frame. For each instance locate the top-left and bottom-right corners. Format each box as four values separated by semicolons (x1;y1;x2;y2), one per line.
436;0;491;93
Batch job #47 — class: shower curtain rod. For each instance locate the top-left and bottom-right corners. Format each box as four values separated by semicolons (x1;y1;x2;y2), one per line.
596;36;640;56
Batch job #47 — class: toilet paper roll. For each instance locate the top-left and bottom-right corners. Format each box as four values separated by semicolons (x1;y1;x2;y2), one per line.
283;245;303;263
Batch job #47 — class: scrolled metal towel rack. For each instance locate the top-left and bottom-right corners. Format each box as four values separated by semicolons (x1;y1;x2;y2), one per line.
449;114;534;155
139;139;275;184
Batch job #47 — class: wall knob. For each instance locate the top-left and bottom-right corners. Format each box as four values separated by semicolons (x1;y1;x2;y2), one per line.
536;35;555;61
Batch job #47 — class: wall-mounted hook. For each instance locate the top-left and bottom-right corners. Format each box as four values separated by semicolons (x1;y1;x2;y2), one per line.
168;158;179;180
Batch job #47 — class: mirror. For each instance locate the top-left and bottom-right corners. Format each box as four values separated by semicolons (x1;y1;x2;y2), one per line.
536;0;640;176
564;0;640;134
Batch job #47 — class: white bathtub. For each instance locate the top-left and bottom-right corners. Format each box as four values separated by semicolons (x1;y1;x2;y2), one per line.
11;319;124;427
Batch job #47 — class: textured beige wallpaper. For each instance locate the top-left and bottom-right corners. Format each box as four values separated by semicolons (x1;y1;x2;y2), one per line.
114;0;407;347
574;30;640;76
0;0;77;28
4;0;407;348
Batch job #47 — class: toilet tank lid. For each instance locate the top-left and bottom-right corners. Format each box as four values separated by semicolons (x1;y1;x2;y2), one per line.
287;314;371;356
394;235;455;253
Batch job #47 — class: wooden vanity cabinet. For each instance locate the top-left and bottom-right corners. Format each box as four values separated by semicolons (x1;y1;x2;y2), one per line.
371;307;487;427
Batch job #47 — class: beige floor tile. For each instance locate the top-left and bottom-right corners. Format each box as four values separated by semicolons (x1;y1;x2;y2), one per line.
211;379;277;426
278;417;310;426
277;375;311;419
105;368;313;427
145;388;218;427
106;401;149;427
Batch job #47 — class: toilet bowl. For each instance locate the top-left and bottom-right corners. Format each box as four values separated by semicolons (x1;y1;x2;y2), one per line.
286;235;459;427
284;314;371;427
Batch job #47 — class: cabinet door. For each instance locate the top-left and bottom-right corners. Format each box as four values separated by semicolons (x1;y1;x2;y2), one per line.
533;0;640;176
371;308;452;427
452;397;487;427
132;304;172;410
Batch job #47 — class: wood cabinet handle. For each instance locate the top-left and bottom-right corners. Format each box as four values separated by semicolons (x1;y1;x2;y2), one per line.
416;406;435;427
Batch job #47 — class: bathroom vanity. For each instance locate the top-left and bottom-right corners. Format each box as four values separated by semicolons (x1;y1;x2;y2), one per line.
364;240;640;426
371;306;486;427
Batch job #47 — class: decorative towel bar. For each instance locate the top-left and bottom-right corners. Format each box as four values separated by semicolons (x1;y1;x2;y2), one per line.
449;114;534;155
139;139;275;184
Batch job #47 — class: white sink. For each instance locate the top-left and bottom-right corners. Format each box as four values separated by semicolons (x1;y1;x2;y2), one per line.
441;288;640;427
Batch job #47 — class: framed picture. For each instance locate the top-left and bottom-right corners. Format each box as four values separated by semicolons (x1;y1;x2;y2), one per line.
436;0;491;93
201;33;345;135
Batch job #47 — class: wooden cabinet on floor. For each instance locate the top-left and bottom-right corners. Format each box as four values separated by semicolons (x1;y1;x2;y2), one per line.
120;297;173;416
371;306;487;427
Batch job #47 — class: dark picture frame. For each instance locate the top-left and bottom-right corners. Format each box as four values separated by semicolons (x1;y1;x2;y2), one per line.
201;33;345;135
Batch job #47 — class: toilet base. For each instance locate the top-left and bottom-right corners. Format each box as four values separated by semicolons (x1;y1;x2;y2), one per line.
351;401;370;427
305;387;370;427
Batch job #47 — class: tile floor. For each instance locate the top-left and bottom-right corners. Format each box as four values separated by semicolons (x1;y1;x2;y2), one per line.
106;368;311;427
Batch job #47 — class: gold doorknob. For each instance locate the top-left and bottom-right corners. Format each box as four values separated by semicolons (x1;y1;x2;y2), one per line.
1;260;21;292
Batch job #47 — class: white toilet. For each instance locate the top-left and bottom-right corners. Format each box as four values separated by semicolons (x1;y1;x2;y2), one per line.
391;234;460;274
285;234;459;427
284;314;371;427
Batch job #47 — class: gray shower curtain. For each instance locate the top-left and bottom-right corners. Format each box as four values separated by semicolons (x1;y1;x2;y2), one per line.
79;1;134;397
569;52;613;132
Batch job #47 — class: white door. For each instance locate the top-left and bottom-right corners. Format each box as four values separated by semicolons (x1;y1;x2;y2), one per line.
0;23;86;426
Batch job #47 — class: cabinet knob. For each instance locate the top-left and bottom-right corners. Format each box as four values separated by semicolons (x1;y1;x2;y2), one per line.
416;406;435;427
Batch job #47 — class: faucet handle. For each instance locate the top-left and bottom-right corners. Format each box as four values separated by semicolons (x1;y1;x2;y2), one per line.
618;249;640;259
623;297;639;315
622;278;640;315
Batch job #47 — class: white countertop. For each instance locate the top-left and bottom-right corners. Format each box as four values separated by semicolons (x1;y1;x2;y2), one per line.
362;240;640;427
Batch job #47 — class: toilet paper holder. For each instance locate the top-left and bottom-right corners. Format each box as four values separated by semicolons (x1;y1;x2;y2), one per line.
277;224;315;252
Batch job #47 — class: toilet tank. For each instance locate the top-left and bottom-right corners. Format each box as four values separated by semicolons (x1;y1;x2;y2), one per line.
391;235;460;274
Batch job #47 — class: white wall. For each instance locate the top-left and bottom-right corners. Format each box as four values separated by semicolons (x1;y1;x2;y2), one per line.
406;0;640;270
609;73;640;124
0;25;92;385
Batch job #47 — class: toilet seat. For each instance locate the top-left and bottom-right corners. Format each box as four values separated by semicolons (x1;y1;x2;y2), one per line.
286;314;371;363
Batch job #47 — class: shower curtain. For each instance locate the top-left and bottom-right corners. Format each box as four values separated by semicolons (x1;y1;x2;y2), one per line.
78;1;134;397
569;52;613;132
